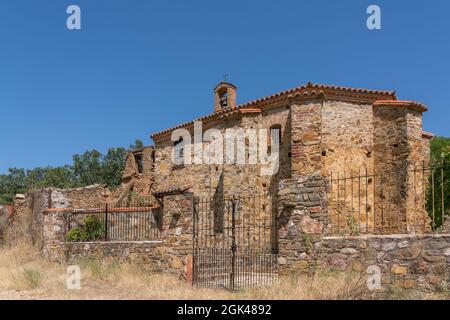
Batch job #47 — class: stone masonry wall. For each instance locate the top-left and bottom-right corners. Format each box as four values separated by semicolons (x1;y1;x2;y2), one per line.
321;100;374;175
277;173;327;271
46;241;189;275
115;147;156;203
153;105;291;198
43;193;195;276
317;234;450;291
321;100;375;234
373;105;429;233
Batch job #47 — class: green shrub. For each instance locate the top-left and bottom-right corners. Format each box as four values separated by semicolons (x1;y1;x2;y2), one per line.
66;215;105;242
65;227;85;242
83;215;105;240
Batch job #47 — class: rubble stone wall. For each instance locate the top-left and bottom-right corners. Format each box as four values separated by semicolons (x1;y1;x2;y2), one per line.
43;193;195;275
45;241;189;275
153;105;291;198
8;185;108;248
316;234;450;291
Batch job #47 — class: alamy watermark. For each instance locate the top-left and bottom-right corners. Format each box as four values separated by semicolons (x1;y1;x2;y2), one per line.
66;265;81;290
367;5;381;30
366;265;382;290
66;5;81;30
171;121;280;176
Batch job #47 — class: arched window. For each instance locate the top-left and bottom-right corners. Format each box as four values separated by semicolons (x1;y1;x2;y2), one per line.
219;91;229;108
173;137;184;165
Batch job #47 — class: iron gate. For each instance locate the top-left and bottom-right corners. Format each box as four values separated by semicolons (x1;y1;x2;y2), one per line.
192;194;279;290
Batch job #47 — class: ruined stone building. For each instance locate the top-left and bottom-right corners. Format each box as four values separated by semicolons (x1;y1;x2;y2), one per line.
119;81;432;234
36;81;450;292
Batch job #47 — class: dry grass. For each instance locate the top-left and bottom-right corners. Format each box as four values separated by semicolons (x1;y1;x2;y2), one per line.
0;244;448;300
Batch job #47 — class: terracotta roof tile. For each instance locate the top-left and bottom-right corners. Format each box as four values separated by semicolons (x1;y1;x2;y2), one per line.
373;100;428;112
151;82;397;139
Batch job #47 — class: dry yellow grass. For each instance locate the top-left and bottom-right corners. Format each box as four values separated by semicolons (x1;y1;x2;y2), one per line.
0;244;447;300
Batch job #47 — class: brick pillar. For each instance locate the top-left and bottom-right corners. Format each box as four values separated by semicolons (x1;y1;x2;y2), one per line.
373;100;429;234
290;99;323;177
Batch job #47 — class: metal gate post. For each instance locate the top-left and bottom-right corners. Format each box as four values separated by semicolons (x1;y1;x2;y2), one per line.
104;203;109;241
230;198;236;291
192;196;197;286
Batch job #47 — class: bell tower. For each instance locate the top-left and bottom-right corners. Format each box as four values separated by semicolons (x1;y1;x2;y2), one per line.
214;81;237;112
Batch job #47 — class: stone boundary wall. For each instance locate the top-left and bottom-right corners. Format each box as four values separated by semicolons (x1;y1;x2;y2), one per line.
316;234;450;291
42;193;195;278
44;241;191;276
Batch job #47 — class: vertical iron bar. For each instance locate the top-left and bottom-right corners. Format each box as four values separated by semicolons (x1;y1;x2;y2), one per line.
441;160;445;228
330;172;333;235
230;198;236;291
192;196;197;286
358;169;361;233
381;174;384;234
104;203;109;241
432;169;435;229
337;172;340;234
365;168;369;233
414;164;417;232
351;171;354;232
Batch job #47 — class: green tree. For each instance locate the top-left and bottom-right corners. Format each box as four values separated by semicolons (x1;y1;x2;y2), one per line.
0;168;27;204
101;147;126;189
72;150;103;186
0;139;142;204
27;166;76;190
427;136;450;229
129;139;144;150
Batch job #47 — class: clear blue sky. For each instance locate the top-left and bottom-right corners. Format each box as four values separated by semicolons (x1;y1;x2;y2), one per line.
0;0;449;173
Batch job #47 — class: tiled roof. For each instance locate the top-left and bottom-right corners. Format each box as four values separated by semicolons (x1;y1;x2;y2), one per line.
152;186;192;197
373;100;428;112
151;82;397;140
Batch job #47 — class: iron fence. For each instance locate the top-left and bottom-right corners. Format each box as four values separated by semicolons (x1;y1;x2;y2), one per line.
63;200;161;242
192;194;279;290
327;162;450;236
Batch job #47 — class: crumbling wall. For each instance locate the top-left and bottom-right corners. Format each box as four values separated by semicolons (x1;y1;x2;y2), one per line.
5;195;35;246
115;147;156;203
6;185;108;248
43;192;195;276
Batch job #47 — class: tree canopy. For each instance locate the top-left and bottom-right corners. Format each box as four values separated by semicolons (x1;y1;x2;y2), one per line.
0;140;144;205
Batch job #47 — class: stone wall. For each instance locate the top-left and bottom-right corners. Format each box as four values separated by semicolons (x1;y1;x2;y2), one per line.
8;185;108;248
43;192;195;276
317;234;450;291
373;103;429;233
321;100;374;175
116;147;156;203
45;241;189;275
152;105;291;198
56;185;109;208
277;173;327;271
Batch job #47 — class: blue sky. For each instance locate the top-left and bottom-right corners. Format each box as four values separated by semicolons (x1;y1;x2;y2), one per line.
0;0;449;173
